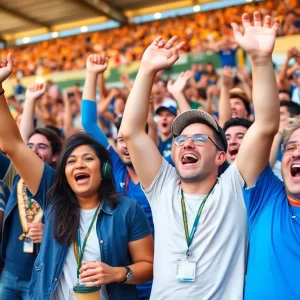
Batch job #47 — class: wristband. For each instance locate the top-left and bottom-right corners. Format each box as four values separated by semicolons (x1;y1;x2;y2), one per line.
0;89;4;96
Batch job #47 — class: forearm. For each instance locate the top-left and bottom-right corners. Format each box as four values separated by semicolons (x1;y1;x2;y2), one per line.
99;73;108;98
114;262;153;285
0;88;23;154
20;99;35;142
98;95;113;115
63;100;74;139
251;58;279;131
121;67;155;137
81;100;109;148
240;80;252;100
269;132;282;168
172;92;190;113
278;57;289;80
219;86;232;127
83;73;98;102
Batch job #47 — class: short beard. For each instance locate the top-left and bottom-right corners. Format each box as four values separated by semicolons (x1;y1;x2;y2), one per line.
119;156;134;169
176;167;206;183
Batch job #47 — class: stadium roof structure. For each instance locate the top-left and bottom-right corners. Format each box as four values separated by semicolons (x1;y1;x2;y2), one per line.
0;0;256;45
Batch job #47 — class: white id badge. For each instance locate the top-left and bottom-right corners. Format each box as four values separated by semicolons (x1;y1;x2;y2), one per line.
23;237;34;253
176;258;196;282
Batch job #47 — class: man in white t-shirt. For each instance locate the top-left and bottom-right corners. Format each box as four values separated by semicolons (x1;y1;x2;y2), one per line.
120;12;280;300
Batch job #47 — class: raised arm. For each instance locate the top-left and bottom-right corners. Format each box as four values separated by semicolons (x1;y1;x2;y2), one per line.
120;36;184;189
20;83;46;142
0;54;44;195
167;71;192;113
81;54;110;148
234;12;280;187
62;88;76;139
218;67;234;127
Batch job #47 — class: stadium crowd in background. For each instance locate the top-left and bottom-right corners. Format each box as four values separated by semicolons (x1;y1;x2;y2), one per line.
1;0;299;76
0;2;300;300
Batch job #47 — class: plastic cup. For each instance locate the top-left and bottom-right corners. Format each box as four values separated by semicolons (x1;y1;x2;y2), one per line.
73;285;101;300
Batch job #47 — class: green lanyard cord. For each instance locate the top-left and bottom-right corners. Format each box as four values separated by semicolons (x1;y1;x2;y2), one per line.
74;204;100;278
181;181;217;257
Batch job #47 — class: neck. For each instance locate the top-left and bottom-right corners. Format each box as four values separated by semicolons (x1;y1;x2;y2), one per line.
77;194;100;210
126;166;139;184
160;132;172;142
287;195;300;207
181;175;217;195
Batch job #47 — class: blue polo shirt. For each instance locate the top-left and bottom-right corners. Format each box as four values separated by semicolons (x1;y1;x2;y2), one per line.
243;164;300;299
82;99;153;299
218;49;236;68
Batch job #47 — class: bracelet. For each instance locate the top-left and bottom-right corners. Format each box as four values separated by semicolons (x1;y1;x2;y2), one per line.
0;89;4;96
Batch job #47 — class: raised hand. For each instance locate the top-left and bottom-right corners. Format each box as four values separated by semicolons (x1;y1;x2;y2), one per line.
141;36;185;73
231;12;280;61
0;53;14;84
167;71;192;96
221;66;234;89
25;83;46;101
86;54;108;74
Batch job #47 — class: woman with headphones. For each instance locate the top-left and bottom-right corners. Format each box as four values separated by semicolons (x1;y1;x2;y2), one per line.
0;54;154;300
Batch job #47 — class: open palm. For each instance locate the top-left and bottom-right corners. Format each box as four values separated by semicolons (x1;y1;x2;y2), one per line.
141;36;185;72
232;12;280;58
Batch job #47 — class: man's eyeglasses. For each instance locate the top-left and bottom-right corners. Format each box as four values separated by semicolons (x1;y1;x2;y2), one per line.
174;134;222;151
27;143;50;150
281;141;300;154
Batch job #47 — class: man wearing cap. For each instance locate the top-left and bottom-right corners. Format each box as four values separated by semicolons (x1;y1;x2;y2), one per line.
229;87;251;119
156;104;177;159
121;12;280;299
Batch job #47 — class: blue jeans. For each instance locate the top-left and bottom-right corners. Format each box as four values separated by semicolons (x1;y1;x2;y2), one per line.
0;268;30;299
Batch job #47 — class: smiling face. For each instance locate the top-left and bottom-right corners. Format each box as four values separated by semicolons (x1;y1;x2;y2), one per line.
225;126;248;164
281;128;300;199
173;123;226;182
27;133;57;165
65;145;102;198
230;98;248;118
157;109;176;136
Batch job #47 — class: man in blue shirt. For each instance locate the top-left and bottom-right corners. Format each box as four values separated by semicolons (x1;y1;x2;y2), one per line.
156;104;177;159
81;57;153;300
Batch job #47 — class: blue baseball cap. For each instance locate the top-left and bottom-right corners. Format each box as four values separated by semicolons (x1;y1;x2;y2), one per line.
155;105;177;116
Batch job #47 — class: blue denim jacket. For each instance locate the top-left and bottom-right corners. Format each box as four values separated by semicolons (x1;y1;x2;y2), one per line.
1;174;42;279
27;164;152;300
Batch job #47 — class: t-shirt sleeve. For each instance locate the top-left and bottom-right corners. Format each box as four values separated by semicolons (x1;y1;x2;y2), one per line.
108;146;124;173
128;200;152;242
81;99;109;148
26;163;56;211
142;159;177;205
219;161;245;205
243;164;284;228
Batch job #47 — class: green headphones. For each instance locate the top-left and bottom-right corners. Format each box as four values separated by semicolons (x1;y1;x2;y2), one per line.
101;161;112;180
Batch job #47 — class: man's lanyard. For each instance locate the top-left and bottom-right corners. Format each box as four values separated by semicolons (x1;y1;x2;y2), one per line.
124;173;130;196
181;181;217;258
73;204;100;278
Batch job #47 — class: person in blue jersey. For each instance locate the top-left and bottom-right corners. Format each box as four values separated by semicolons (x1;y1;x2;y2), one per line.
0;53;153;300
81;54;154;300
156;104;177;159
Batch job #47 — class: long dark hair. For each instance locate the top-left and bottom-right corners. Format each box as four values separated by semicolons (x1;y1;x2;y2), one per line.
47;132;118;245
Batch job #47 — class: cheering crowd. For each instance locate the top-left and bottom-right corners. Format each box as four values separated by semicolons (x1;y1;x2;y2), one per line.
0;9;300;300
2;0;299;76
